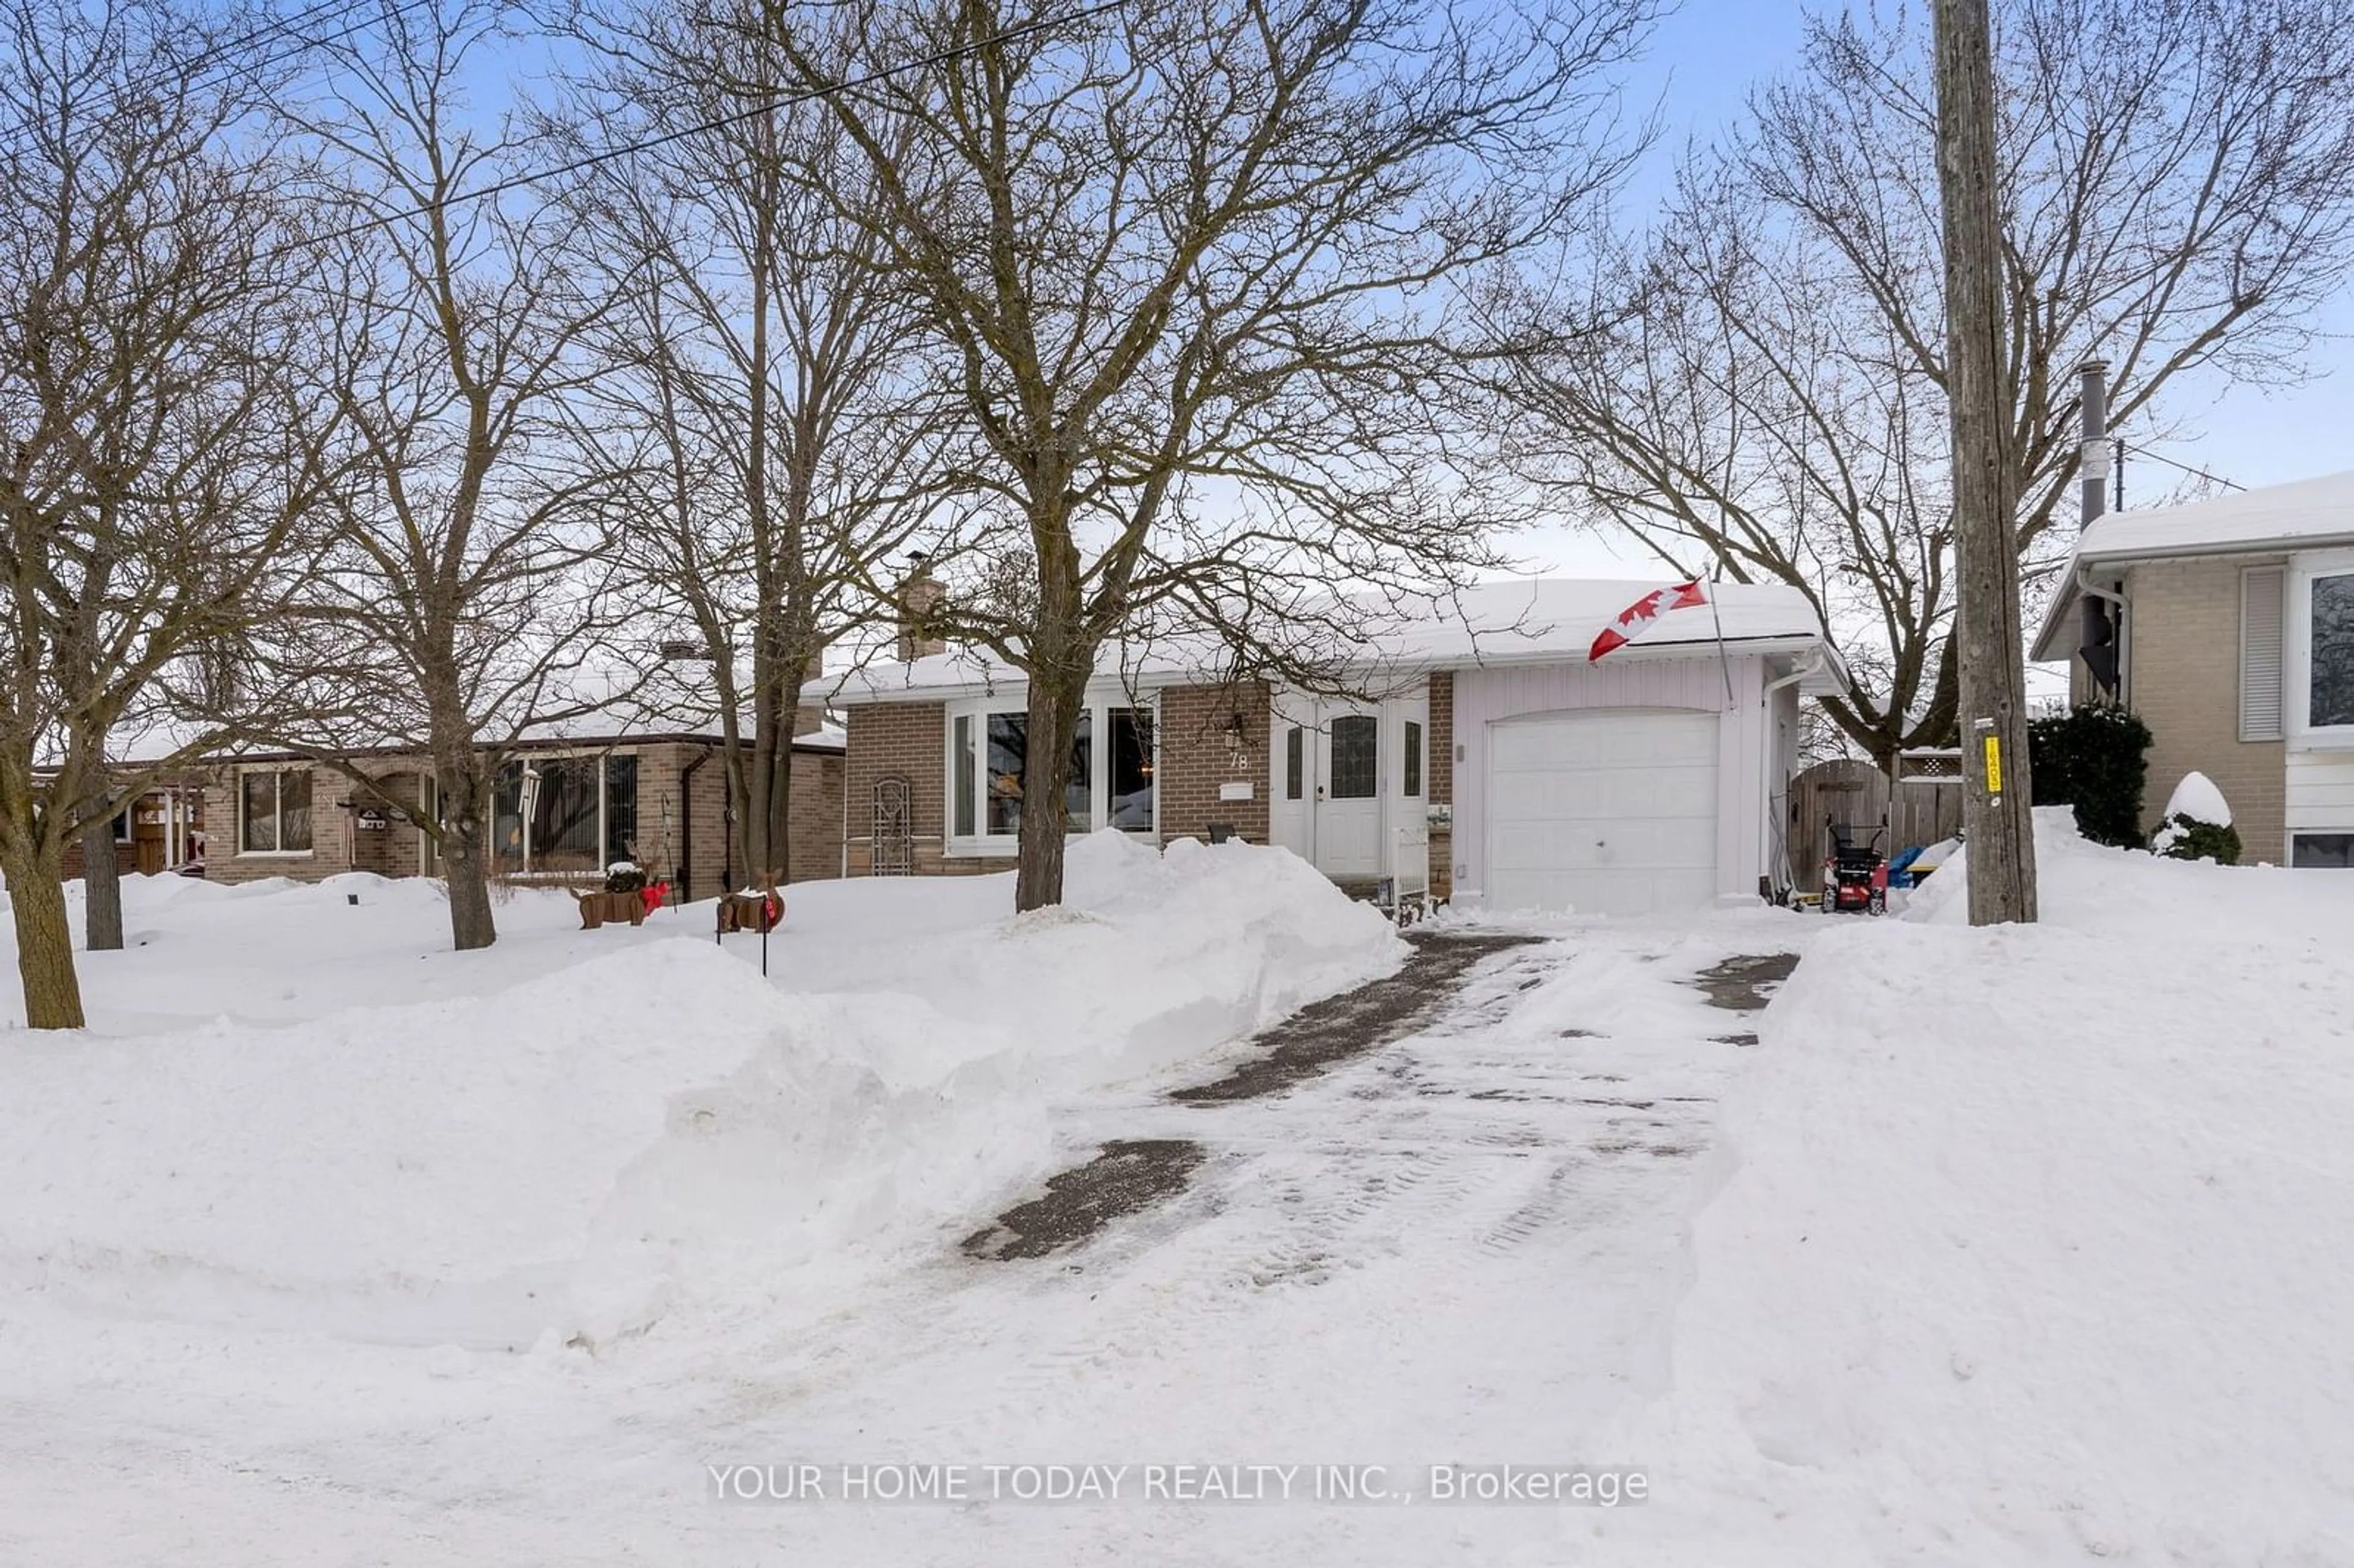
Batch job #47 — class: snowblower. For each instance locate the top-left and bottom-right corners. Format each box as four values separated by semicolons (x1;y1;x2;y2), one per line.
1820;813;1889;916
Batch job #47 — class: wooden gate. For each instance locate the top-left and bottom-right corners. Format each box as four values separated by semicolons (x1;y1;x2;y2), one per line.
1786;757;1966;884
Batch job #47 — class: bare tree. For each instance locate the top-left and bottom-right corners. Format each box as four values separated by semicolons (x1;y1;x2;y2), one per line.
253;0;636;950
768;0;1656;909
1508;0;2354;763
0;0;330;1028
562;0;951;885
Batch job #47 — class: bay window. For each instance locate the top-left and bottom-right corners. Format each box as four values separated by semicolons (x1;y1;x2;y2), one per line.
947;697;1156;850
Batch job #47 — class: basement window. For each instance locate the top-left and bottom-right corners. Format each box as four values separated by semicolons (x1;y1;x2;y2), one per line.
2292;833;2354;869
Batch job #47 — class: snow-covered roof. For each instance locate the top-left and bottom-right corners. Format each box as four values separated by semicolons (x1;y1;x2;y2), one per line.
2073;470;2354;562
839;577;1843;702
2033;470;2354;660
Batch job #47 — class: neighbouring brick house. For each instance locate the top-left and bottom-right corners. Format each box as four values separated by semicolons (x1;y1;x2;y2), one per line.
838;577;1848;916
202;726;844;899
2035;470;2354;866
59;781;207;878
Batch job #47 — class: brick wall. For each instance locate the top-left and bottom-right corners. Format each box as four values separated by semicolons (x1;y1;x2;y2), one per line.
1156;682;1271;846
787;748;845;882
205;764;357;884
1428;670;1454;902
2125;556;2288;859
843;701;1007;876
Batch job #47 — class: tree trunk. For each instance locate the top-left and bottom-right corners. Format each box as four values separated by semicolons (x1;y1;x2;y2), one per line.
80;817;124;951
437;769;498;951
1013;660;1089;913
765;666;805;883
4;840;86;1029
1933;0;2038;925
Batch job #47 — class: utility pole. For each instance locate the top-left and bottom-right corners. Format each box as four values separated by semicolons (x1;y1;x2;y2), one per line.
1932;0;2038;925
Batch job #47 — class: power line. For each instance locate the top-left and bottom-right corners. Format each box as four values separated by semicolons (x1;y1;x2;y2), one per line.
297;0;1127;253
2117;441;2244;494
4;0;1126;326
0;0;394;159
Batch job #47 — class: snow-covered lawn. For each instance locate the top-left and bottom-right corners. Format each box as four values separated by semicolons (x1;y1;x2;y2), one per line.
2;816;2349;1565
1604;811;2354;1566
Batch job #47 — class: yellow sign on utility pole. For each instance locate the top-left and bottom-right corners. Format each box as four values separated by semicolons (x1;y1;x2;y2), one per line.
1983;734;2003;797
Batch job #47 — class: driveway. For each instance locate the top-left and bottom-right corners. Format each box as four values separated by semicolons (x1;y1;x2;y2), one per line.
630;919;1807;1564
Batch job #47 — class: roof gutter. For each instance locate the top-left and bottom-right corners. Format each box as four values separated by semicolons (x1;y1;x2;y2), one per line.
2072;531;2354;568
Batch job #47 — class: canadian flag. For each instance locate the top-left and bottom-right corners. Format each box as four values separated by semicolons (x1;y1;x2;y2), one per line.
1588;580;1710;661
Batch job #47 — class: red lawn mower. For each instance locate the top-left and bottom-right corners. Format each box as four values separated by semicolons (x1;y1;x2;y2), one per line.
1821;814;1889;916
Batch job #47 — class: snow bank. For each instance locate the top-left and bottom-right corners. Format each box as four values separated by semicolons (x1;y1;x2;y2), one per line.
0;837;1403;1348
1600;813;2354;1564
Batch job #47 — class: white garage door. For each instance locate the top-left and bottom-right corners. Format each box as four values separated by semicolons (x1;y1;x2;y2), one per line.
1487;709;1720;916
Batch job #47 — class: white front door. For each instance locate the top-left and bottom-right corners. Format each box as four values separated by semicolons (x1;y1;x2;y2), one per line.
1314;707;1384;877
1485;709;1720;916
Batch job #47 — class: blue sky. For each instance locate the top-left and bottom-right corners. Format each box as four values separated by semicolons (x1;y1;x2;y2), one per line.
1518;0;2354;582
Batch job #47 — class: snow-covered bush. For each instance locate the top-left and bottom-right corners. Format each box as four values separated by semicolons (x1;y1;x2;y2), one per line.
603;861;648;894
2150;771;2241;864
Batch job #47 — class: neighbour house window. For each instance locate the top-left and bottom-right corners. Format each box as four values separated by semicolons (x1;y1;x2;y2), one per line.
2292;833;2354;869
492;755;639;874
1404;720;1423;797
240;769;313;853
1284;726;1303;801
604;756;638;868
2310;572;2354;730
951;698;1157;846
1328;714;1378;799
2242;566;2285;741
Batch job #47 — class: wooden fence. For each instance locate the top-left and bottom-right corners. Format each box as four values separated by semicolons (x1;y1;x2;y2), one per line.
1786;757;1966;885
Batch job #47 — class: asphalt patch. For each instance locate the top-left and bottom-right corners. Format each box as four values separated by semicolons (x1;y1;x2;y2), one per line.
965;932;1547;1261
1689;953;1799;1011
962;1140;1208;1262
1169;932;1545;1103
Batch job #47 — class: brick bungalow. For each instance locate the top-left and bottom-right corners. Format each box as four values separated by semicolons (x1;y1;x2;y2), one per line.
2034;469;2354;865
837;579;1848;916
202;725;844;899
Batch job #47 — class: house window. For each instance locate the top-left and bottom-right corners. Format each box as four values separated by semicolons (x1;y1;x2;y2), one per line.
986;713;1026;835
2310;572;2354;729
492;755;639;874
1284;726;1303;801
953;715;977;837
2293;832;2354;869
1328;715;1378;799
240;769;313;853
1403;720;1423;797
949;697;1158;849
1108;707;1155;830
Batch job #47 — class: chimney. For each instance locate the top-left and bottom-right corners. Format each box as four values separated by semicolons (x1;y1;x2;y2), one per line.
2076;359;2120;699
793;649;829;739
895;553;948;663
